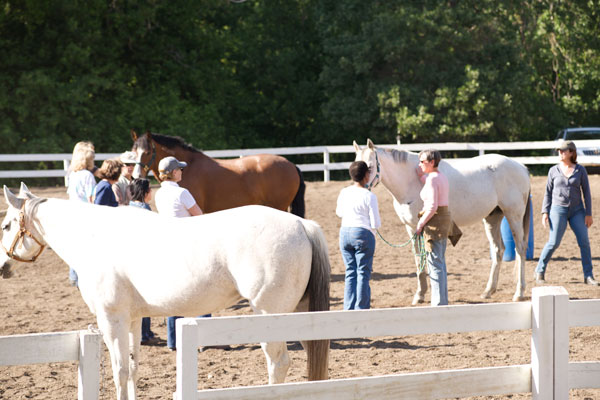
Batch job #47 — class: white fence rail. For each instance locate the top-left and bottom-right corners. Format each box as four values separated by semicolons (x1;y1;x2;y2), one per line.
175;286;600;400
2;139;600;183
0;329;103;400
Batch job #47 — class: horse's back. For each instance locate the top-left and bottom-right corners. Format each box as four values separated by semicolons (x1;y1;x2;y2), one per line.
199;154;300;213
441;154;530;226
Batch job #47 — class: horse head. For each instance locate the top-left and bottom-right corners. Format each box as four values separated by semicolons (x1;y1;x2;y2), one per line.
131;130;158;179
1;184;47;264
353;139;381;190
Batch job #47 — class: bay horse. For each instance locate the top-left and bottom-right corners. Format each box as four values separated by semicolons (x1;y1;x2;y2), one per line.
1;183;330;400
354;139;531;303
130;130;306;217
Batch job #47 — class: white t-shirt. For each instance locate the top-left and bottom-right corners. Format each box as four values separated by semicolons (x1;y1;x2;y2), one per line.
67;169;96;202
154;181;198;218
336;185;381;233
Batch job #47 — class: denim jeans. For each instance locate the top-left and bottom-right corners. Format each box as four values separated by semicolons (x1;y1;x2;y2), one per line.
167;314;212;350
69;268;78;287
427;238;448;306
536;205;593;279
339;227;375;310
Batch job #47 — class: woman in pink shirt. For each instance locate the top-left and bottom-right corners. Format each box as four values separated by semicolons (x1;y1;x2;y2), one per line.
415;149;451;306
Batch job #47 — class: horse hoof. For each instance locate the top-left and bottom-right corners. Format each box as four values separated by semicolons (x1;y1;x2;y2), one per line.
412;294;424;305
480;291;492;299
512;295;525;302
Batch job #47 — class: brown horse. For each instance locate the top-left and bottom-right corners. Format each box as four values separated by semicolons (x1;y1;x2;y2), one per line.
130;131;305;217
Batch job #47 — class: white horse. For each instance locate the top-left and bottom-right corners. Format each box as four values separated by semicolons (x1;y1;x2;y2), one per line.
1;184;330;400
354;140;531;303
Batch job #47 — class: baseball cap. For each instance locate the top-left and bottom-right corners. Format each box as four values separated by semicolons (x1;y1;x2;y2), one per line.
119;151;137;165
556;140;577;152
158;156;187;173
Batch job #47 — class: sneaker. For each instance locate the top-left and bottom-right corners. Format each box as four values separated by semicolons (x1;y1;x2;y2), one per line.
585;276;599;286
141;337;160;346
534;272;545;284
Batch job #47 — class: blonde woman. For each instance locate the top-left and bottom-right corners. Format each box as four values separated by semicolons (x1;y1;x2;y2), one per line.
66;141;97;286
67;141;96;203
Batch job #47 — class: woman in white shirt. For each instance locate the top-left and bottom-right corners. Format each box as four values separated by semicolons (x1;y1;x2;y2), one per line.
154;156;202;350
336;161;381;310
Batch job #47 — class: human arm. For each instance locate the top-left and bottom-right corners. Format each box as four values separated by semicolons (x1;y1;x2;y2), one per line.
540;167;554;229
415;176;439;234
368;193;381;230
187;204;203;216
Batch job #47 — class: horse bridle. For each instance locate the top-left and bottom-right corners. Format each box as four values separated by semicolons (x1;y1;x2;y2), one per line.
1;201;46;263
365;151;381;191
138;140;157;175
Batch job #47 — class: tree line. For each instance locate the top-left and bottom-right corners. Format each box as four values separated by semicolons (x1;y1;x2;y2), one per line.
1;0;598;156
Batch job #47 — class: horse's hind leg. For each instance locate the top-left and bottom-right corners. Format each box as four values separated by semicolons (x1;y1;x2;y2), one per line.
505;210;527;302
261;341;291;384
481;210;504;299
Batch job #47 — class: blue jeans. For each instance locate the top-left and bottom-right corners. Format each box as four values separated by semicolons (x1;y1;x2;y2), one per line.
536;205;593;279
69;268;78;286
167;314;212;350
340;227;375;310
427;238;448;306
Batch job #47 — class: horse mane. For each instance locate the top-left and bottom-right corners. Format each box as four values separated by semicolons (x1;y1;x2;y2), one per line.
149;133;200;153
383;148;410;164
26;197;48;215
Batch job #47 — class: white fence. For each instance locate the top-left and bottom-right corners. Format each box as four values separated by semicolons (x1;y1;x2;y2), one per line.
0;329;103;400
2;139;600;183
174;286;600;400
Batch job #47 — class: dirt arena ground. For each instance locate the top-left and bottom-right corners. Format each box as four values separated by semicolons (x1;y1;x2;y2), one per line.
0;175;599;399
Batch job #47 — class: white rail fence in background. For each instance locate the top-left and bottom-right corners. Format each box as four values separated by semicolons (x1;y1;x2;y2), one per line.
2;140;600;183
175;286;600;400
0;329;103;400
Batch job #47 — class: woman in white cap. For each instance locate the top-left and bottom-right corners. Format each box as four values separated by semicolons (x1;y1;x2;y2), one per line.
113;151;138;205
535;140;598;286
154;156;203;350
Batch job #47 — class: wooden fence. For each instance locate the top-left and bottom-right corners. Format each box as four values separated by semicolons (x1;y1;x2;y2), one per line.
174;286;600;400
0;329;103;400
2;139;600;183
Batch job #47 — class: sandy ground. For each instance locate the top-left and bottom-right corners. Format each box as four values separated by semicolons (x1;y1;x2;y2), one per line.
0;175;599;399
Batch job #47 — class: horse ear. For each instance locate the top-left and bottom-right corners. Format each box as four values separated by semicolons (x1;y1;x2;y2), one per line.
367;139;375;149
353;141;361;152
131;129;138;141
144;130;152;138
19;182;33;197
3;186;24;210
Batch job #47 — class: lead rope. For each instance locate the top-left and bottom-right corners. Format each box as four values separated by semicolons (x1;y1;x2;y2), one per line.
376;230;428;273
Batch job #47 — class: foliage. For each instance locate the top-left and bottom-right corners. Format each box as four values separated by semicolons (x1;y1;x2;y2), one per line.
0;0;599;156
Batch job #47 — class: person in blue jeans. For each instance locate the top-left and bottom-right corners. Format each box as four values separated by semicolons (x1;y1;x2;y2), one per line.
336;161;381;310
535;140;599;286
128;178;159;345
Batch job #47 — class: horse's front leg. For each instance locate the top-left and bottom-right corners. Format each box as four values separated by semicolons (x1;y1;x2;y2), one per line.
128;319;142;399
261;341;290;384
404;225;427;305
97;312;132;400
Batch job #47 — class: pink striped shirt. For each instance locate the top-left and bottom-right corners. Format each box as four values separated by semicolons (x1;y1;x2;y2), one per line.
416;171;449;233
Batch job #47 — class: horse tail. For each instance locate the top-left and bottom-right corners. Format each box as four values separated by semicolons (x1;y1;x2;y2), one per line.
301;219;330;381
522;191;532;250
290;166;306;218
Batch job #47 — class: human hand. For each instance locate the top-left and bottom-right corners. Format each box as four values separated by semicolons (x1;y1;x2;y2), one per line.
541;213;549;228
415;166;424;179
585;215;593;228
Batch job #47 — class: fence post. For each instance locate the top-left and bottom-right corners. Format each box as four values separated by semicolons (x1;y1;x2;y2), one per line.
63;159;70;187
323;149;330;182
175;318;199;400
531;286;569;399
78;330;102;400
